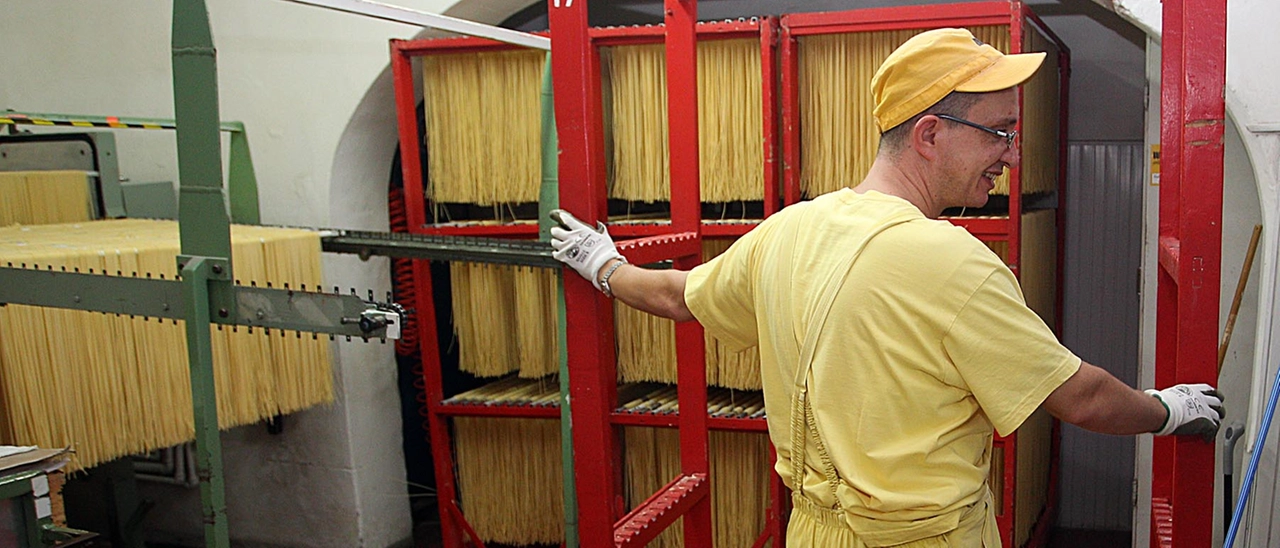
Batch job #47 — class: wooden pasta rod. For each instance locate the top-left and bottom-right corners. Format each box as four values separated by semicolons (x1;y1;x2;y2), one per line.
1219;224;1263;374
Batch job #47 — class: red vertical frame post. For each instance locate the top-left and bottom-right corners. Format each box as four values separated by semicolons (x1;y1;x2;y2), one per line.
995;7;1025;547
391;40;465;548
548;0;622;545
664;0;714;545
392;41;427;231
1150;0;1183;537
778;23;802;205
1152;0;1227;545
759;17;780;215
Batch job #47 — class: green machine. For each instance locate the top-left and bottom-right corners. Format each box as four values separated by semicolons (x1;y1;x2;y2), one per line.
0;2;560;547
0;112;259;224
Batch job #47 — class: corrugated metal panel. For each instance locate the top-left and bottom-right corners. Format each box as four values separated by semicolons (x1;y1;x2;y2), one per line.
1059;142;1145;531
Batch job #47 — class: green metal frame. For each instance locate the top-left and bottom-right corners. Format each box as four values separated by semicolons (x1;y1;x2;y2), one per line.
1;113;260;225
0;3;562;547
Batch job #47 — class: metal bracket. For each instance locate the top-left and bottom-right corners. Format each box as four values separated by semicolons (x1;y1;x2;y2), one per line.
0;266;403;340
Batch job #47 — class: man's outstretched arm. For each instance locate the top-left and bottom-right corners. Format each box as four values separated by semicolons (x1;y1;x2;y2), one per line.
550;209;694;322
1043;361;1224;442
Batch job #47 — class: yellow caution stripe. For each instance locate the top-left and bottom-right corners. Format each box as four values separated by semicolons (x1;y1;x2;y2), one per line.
1;115;173;130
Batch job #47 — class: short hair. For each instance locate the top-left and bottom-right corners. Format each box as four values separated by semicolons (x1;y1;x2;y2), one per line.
877;91;985;155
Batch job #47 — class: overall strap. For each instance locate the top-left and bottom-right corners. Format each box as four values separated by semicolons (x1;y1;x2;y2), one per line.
790;214;914;509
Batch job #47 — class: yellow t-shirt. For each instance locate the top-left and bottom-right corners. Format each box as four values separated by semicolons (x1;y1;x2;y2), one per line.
685;189;1080;545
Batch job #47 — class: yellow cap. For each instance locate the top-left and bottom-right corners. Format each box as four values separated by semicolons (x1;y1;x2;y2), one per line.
871;28;1046;133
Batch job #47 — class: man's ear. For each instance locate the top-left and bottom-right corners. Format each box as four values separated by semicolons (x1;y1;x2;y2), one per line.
912;115;942;161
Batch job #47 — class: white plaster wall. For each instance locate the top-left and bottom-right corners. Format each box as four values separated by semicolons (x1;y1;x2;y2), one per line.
0;1;467;545
1120;0;1280;545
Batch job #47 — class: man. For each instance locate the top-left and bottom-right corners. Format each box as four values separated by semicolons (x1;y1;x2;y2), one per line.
550;28;1223;546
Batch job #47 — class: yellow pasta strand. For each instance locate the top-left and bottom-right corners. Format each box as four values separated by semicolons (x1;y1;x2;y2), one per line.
454;417;564;544
423;50;546;206
0;219;332;470
799;26;1011;198
604;39;764;205
624;427;771;547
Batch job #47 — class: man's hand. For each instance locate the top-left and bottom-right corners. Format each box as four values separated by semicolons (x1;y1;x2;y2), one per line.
549;209;622;291
1146;384;1225;442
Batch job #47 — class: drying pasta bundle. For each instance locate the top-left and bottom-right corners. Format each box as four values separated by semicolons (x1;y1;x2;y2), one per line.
1020;28;1062;196
422;49;546;206
799;26;1011;198
0;219;332;470
614;300;678;383
605;39;764;204
1020;209;1058;329
623;427;771;548
453;417;564;544
449;262;559;378
615;239;763;390
0;170;93;226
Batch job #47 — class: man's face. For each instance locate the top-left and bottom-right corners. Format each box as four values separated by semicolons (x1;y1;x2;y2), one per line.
932;89;1021;210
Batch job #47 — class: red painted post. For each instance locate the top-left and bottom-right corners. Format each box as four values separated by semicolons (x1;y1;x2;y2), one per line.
548;0;622;545
391;39;467;548
664;1;714;545
408;261;465;548
391;41;427;231
1151;0;1184;542
1162;0;1227;545
760;17;780;215
778;23;801;205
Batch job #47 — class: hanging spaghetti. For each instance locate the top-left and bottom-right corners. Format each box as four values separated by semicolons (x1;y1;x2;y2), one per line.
799;26;1011;198
0;171;93;226
450;262;559;379
623;426;770;548
422;49;546;206
453;417;564;544
0;219;332;470
604;39;764;205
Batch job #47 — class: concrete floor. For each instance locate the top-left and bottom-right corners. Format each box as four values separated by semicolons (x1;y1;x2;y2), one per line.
1047;528;1131;548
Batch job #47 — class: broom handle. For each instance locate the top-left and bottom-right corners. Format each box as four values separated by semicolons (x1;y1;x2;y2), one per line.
1219;224;1264;374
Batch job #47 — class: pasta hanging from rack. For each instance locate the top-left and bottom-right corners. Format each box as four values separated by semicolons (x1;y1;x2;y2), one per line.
798;26;1011;198
604;39;765;205
0;219;333;471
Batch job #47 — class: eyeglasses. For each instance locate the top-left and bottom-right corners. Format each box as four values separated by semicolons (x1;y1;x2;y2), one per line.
935;114;1017;148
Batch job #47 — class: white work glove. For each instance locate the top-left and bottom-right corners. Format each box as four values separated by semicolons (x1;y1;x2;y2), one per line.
549;209;623;292
1145;384;1225;442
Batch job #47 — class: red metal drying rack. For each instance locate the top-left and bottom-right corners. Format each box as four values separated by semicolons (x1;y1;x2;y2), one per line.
390;0;1091;545
1150;0;1227;546
391;2;785;545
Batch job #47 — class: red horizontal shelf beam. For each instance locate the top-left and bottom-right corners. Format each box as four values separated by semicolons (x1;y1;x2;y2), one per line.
612;412;770;432
614;412;678;428
393;32;550;56
783;2;1011;35
709;416;769;432
1159;236;1181;285
611;222;758;238
610;224;673;237
617;232;701;264
434;403;560;419
614;473;709;547
395;22;761;55
416;224;539;237
942;216;1011;237
703;223;758;237
590;20;761;46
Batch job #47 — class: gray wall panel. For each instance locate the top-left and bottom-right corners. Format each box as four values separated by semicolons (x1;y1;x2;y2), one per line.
1059;142;1145;531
